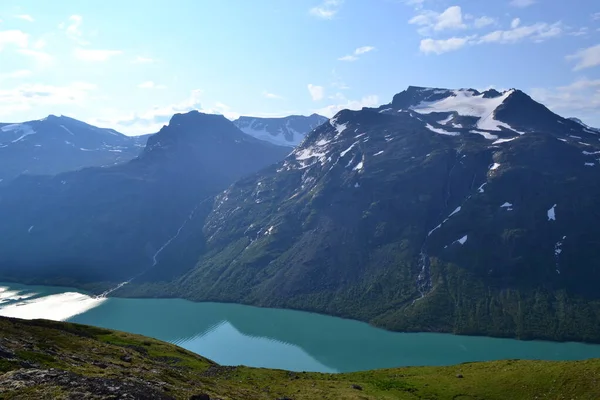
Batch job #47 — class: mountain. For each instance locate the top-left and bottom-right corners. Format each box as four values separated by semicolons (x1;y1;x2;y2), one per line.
4;317;599;399
129;86;600;343
568;117;600;134
0;115;148;183
0;111;289;285
233;113;328;147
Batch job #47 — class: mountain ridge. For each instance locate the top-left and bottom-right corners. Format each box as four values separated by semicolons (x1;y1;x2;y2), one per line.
0;115;148;183
116;85;600;343
233;113;328;147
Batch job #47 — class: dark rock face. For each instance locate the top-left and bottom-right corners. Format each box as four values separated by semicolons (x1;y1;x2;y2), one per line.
0;115;148;183
0;112;289;284
161;87;600;342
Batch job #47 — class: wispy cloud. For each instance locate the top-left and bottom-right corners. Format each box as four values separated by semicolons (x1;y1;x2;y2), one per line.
338;45;375;61
509;0;536;8
262;90;283;99
566;44;600;71
310;0;344;19
132;56;156;63
531;79;600;125
478;21;562;44
0;30;29;50
420;19;564;55
409;6;467;35
315;94;379;118
138;81;167;89
593;12;600;20
473;16;496;29
420;36;473;54
86;89;216;135
73;47;122;61
0;82;97;117
330;70;350;90
61;15;90;45
15;14;34;22
307;84;325;101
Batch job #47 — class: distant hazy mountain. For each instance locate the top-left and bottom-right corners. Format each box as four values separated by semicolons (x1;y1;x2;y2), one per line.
0;115;148;182
0;111;289;284
233;114;328;147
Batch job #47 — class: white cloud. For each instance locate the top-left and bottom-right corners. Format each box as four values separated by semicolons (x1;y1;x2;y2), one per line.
338;45;375;61
133;56;156;63
510;0;536;8
62;15;90;45
15;14;34;22
436;6;466;31
86;89;228;135
262;91;283;99
419;19;564;55
310;0;343;19
478;21;563;44
409;6;466;35
315;94;379;117
138;81;166;89
567;44;600;71
338;55;358;61
420;36;471;54
403;0;425;9
73;47;122;61
474;16;496;28
0;30;29;50
0;82;97;118
531;79;600;127
355;46;374;55
593;12;600;20
308;84;325;101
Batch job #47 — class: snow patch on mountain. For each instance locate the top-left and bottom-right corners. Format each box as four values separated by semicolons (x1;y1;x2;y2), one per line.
548;204;557;221
411;89;524;134
471;130;498;140
425;124;459;136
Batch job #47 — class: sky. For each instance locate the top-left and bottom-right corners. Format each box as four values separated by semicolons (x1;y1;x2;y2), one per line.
0;0;599;135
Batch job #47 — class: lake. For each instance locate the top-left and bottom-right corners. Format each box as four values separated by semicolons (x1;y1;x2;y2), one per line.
2;281;600;373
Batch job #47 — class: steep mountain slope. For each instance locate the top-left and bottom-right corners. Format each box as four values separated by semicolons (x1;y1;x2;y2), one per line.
0;111;289;285
143;86;600;342
3;317;599;400
0;115;147;182
233;113;328;147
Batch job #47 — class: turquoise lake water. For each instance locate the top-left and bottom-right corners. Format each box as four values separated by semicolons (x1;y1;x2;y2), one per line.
2;281;600;373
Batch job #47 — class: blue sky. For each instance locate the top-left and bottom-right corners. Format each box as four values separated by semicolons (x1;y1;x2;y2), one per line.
0;0;599;135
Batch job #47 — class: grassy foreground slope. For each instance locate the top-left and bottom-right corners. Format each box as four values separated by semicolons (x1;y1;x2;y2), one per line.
1;317;599;399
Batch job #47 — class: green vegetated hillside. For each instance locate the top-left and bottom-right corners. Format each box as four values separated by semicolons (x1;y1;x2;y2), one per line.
122;87;600;343
1;316;599;399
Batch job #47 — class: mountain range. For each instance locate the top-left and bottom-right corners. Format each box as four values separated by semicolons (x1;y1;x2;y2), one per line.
2;86;600;343
0;115;148;183
233;113;328;147
0;112;289;284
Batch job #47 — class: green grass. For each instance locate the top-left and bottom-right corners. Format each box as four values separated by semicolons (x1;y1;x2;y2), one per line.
1;316;599;399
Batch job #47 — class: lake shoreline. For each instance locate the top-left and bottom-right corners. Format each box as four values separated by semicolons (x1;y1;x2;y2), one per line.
2;279;600;346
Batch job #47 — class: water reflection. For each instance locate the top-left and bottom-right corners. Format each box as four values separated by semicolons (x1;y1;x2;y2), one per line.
2;282;600;373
